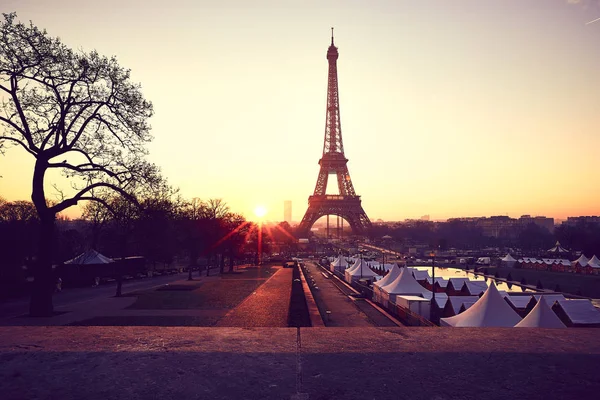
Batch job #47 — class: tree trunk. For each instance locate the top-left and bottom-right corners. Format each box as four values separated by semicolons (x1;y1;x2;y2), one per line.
29;212;55;316
219;254;225;275
229;255;234;273
29;158;55;317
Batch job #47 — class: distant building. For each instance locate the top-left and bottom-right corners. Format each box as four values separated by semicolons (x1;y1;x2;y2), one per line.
447;215;554;238
284;200;292;223
563;216;600;227
518;215;554;232
421;215;430;221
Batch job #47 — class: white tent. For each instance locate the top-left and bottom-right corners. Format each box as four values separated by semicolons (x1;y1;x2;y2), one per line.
64;249;113;265
344;259;378;283
346;258;365;273
380;268;431;308
330;255;348;273
547;241;569;254
572;254;589;268
500;254;517;268
374;264;402;288
587;255;600;270
515;296;566;328
440;282;522;327
373;264;403;303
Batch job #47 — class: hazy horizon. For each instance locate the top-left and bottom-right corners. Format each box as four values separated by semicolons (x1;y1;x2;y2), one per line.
1;0;600;222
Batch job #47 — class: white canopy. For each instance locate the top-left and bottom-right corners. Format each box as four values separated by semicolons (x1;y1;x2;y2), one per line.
501;254;517;262
381;268;431;297
440;282;522;327
572;254;589;267
64;249;113;265
374;264;402;287
346;258;367;273
587;255;600;269
345;259;378;280
331;255;348;267
515;296;566;328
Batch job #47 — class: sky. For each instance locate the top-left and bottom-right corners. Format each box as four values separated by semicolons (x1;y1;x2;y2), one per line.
1;0;600;223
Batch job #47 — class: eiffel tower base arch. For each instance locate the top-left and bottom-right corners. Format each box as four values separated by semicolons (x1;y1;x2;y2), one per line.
296;195;371;238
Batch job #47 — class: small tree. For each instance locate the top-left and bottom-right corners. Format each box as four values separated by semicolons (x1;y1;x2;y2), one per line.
536;280;544;290
0;13;155;315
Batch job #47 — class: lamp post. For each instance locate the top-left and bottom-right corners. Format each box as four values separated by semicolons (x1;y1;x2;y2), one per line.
430;251;436;323
359;249;364;279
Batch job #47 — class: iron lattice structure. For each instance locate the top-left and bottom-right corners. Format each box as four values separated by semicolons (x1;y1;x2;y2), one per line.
297;31;372;237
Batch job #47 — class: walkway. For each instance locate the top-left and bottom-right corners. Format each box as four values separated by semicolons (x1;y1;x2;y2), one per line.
304;262;396;327
216;267;292;327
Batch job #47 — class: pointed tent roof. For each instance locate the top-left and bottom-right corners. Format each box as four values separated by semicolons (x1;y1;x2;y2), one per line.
64;249;113;265
572;254;589;267
374;264;403;288
440;282;522;327
501;254;517;262
381;268;431;296
347;258;368;273
515;296;566;328
331;255;348;268
587;255;600;268
345;259;378;278
547;241;569;253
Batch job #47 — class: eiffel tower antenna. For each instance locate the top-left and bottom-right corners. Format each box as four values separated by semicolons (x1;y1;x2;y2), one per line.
297;32;372;237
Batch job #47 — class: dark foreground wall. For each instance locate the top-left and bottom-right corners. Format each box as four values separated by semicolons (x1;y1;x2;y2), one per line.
1;327;599;400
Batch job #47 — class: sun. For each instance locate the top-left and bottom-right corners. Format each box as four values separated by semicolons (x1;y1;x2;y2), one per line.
254;205;268;219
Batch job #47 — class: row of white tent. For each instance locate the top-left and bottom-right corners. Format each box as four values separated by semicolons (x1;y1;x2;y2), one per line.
330;256;600;328
501;253;600;269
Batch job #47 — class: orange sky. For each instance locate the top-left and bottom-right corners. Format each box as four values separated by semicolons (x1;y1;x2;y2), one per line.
1;0;600;222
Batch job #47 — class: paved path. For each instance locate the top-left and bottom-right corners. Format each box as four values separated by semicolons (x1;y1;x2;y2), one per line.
304;262;387;327
216;267;292;327
1;326;599;400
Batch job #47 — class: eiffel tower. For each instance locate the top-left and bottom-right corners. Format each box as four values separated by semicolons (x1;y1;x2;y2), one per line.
297;29;372;237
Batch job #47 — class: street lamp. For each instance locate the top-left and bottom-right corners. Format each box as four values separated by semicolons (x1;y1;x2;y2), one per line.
429;250;436;323
359;249;365;279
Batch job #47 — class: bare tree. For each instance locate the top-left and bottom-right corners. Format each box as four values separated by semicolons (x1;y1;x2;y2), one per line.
0;13;156;316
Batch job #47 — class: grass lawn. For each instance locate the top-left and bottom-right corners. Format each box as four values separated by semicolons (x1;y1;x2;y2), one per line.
126;280;264;310
482;266;600;298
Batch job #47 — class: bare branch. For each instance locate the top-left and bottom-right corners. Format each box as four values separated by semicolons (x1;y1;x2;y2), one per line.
0;135;37;156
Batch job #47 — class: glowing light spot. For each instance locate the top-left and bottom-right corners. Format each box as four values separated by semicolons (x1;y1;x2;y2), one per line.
254;205;267;219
